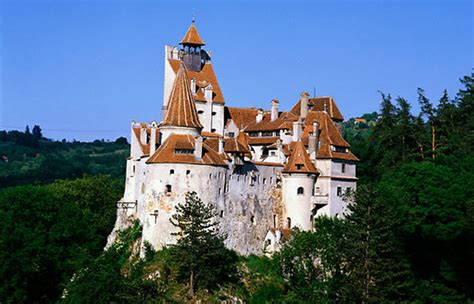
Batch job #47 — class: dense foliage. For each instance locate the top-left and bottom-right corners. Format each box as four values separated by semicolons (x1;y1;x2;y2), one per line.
0;176;122;303
0;130;129;187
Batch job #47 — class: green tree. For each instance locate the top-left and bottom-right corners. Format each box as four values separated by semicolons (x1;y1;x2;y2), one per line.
343;186;412;303
276;217;346;303
169;191;238;297
32;125;43;140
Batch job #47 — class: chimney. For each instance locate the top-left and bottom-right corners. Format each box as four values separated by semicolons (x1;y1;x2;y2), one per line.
204;84;213;102
271;99;279;121
300;91;309;119
256;109;264;123
150;121;158;155
190;78;196;95
140;126;147;145
292;118;302;142
194;136;203;160
218;136;224;154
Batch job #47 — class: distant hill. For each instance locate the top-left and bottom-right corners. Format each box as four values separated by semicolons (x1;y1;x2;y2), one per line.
0;128;129;187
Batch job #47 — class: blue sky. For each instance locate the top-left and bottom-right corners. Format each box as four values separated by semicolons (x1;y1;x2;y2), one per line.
1;0;472;141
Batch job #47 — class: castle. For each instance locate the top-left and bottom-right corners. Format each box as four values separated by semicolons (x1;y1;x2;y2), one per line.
108;22;358;255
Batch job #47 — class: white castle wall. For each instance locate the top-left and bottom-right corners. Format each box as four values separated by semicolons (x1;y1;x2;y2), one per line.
211;103;225;135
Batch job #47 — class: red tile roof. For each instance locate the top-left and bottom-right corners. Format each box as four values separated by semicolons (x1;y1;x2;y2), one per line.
169;59;224;104
283;141;318;174
147;134;227;166
245;112;299;132
132;126;160;156
224;107;258;129
180;23;205;46
290;96;344;121
162;63;203;129
247;136;280;146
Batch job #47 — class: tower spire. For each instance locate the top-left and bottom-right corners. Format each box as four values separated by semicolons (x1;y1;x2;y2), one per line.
162;62;203;129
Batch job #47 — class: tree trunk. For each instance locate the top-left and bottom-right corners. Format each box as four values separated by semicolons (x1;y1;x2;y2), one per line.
431;123;436;159
189;270;194;297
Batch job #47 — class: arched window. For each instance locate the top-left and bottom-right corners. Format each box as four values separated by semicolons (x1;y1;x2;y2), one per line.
287;217;291;228
297;187;304;195
273;215;277;228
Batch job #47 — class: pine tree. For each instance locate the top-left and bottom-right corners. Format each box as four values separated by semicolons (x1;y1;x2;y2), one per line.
418;88;438;159
169;191;238;297
343;186;412;303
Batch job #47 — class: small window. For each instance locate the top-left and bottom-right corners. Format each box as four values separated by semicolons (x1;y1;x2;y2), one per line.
270;177;273;184
219;188;222;195
297;187;304;195
250;215;255;224
209;174;212;179
170;169;174;175
287;217;291;228
133;165;135;173
220;210;224;218
273;214;277;228
316;187;320;194
270;151;276;156
263;178;266;184
198;110;204;114
228;132;235;137
186;170;190;175
342;163;346;173
166;184;172;193
296;164;303;170
211;128;216;132
337;186;342;197
212;111;216;115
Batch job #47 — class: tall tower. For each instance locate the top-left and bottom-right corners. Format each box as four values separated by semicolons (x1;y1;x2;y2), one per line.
281;141;319;231
179;21;206;72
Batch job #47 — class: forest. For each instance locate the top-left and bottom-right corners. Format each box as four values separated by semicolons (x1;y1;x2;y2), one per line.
0;73;472;303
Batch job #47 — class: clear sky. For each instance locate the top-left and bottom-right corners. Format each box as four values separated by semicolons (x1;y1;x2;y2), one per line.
1;0;472;141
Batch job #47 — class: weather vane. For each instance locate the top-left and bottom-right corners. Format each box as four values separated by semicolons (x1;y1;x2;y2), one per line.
192;10;196;23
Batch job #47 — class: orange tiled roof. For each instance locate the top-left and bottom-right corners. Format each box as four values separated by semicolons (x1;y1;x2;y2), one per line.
224;107;258;130
247;136;280;146
180;23;205;45
252;161;284;167
147;134;227;166
201;131;220;138
162;63;203;129
245;112;299;132
283;141;318;174
290;96;344;121
288;111;359;161
132;126;160;156
169;59;224;104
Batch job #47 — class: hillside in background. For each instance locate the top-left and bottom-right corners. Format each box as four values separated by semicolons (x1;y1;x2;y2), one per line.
0;129;129;187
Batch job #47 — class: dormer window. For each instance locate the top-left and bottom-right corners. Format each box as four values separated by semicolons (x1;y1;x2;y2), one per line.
296;164;303;170
198;110;204;114
174;148;194;154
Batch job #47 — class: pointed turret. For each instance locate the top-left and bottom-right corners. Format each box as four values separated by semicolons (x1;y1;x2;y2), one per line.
283;141;318;175
180;22;205;46
162;62;203;129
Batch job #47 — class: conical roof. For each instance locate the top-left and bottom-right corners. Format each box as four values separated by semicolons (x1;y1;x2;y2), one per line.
180;23;205;46
162;63;203;129
283;141;318;174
